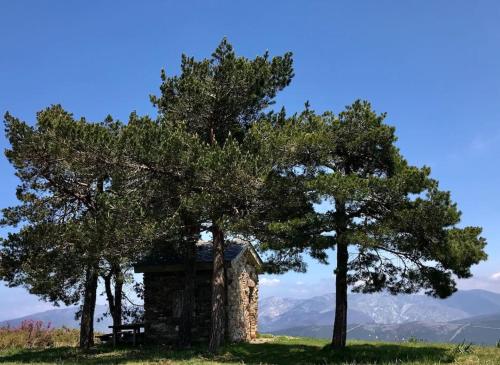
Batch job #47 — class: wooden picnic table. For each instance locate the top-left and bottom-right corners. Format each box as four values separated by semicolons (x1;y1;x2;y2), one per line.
108;323;145;346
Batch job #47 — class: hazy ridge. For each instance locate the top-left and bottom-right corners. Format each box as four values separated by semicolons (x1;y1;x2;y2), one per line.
2;289;500;344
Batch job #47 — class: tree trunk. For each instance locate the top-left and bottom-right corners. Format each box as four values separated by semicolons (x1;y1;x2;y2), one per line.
79;177;103;349
331;239;348;349
178;222;200;348
208;223;226;353
113;268;123;327
104;273;114;319
80;265;98;349
332;198;349;349
223;259;229;342
104;263;124;329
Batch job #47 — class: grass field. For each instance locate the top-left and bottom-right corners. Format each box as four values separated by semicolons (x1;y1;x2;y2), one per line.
0;335;499;365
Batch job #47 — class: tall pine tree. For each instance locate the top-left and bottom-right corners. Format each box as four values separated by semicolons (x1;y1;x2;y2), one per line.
257;101;487;349
150;39;294;352
1;106;151;348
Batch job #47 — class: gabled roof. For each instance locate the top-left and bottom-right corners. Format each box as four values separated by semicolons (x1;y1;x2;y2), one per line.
134;239;263;273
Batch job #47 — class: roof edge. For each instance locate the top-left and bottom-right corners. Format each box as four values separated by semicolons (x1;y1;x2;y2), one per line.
231;242;263;271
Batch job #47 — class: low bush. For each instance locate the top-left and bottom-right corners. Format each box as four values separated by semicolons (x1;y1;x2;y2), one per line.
0;320;79;349
406;336;425;343
451;339;474;355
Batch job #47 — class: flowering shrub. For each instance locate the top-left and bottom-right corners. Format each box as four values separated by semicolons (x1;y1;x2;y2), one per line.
0;320;80;349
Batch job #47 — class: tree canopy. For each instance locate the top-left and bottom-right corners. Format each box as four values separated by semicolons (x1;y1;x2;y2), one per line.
254;101;487;348
0;40;488;352
0;106;153;348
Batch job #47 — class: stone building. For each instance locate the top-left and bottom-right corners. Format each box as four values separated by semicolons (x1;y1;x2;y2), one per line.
134;240;262;343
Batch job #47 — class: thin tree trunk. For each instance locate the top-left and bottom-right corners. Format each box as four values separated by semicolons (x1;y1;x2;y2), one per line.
332;198;349;350
208;223;225;353
178;221;200;348
104;265;124;328
113;267;123;327
104;272;115;319
331;239;348;349
79;177;103;349
104;264;123;346
223;259;229;342
80;265;98;349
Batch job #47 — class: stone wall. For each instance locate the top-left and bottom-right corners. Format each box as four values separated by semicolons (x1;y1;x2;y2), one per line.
143;251;259;344
143;270;212;343
227;251;259;342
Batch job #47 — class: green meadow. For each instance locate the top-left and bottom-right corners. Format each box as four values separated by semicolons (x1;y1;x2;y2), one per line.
0;335;499;365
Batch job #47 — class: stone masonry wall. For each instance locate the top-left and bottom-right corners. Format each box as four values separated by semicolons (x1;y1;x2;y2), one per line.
143;251;259;344
227;252;259;342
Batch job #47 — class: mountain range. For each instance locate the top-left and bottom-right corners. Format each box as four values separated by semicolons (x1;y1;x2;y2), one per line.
271;312;500;345
2;289;500;345
260;289;500;332
261;290;500;345
0;305;110;332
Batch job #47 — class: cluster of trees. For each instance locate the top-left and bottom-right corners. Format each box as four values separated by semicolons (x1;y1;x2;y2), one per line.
0;40;487;352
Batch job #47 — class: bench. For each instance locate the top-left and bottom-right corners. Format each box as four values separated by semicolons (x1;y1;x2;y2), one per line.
107;323;146;346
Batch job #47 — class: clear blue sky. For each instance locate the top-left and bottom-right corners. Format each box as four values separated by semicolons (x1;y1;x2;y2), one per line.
0;0;499;319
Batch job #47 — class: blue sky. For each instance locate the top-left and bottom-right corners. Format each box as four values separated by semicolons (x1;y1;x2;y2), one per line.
1;0;499;320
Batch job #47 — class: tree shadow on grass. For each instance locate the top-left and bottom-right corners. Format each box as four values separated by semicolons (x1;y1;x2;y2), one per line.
0;345;208;365
0;342;455;364
221;342;455;365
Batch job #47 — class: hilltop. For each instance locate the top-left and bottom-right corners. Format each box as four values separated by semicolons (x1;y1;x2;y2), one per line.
0;335;499;364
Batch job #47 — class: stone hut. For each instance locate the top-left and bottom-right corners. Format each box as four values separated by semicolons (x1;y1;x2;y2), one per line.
134;240;262;343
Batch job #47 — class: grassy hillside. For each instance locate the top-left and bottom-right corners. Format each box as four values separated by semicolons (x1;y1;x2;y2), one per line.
0;335;499;364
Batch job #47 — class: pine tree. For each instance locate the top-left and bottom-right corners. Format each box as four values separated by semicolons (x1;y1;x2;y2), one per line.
150;39;294;352
258;101;487;349
118;112;207;348
0;106;151;348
